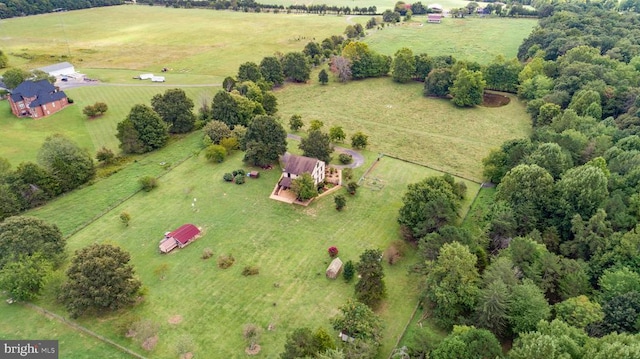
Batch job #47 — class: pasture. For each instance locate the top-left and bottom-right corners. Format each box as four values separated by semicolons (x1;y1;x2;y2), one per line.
28;135;479;358
0;6;352;79
0;85;212;167
365;17;538;64
276;78;531;181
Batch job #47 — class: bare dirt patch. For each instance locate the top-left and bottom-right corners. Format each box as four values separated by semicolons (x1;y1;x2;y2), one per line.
245;345;261;355
168;315;183;324
481;92;511;107
180;352;193;359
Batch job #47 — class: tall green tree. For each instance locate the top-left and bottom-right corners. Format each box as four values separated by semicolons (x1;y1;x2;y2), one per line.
554;295;604;330
351;132;369;149
0;216;65;269
329;126;346;142
59;243;142;318
424;68;454;97
318;69;329;85
392;47;416;83
202;120;232;145
0;254;51;301
260;56;284;87
430;326;502;359
237;61;263;83
242;115;287;166
280;327;317;359
151;88;196;133
397;175;462;240
450;68;486;107
331;299;383;343
556;164;609;220
474;280;511;338
291;173;318;201
355;249;386;308
483;56;522;93
0;50;8;68
424;242;480;329
37;134;95;193
508;280;551;335
282;52;311;83
299;130;334;164
2;68;29;89
117;104;169;154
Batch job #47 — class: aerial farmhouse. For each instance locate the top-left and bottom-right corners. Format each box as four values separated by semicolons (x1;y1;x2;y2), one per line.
278;154;326;189
8;80;69;119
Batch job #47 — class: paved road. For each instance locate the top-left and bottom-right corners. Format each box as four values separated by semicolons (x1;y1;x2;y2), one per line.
287;134;364;169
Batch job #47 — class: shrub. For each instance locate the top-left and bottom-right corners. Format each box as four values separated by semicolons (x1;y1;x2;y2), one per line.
289;114;304;131
385;240;407;265
220;137;239;153
343;260;355;282
139;176;158;192
205;144;226;163
202;248;213;260
335;194;346;210
339;153;353;164
223;173;234;182
235;174;245;184
342;168;354;181
236;169;246;176
328;246;339;258
347;181;359;195
120;211;131;226
242;266;260;276
217;254;235;269
96;147;115;164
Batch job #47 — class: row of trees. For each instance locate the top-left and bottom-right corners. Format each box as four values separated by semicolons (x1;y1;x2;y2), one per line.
0;0;122;19
140;0;378;15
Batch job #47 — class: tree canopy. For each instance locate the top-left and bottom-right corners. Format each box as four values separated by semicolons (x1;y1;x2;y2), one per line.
242;115;287;166
116;104;169;154
37;134;95;193
59;243;142;318
151;88;196;133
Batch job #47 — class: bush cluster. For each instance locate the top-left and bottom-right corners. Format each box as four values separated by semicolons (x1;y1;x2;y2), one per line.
242;266;260;276
217;254;235;269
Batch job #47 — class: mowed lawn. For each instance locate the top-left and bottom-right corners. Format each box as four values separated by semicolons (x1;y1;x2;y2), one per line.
27;140;479;358
0;6;353;78
0;85;212;167
276;78;531;181
365;17;538;64
0;304;129;359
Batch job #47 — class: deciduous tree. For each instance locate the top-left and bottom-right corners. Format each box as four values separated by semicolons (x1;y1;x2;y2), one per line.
424;68;454;97
351;132;368;149
242;115;287;166
260;56;284;87
0;216;64;269
291;173;318;201
203;120;232;145
2;68;29;89
331;299;383;343
392;47;416;83
329;126;346;142
0;254;51;301
282;52;311;83
237;62;263;83
151;88;196;133
450;68;486;107
37;134;95;193
117;104;169;154
300;130;333;164
424;242;480;329
59;243;142;318
289;114;304;131
355;249;386;308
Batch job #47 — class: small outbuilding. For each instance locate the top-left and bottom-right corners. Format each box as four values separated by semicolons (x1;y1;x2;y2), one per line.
159;224;201;253
249;171;260;178
427;14;443;23
151;76;165;82
326;257;343;279
38;62;76;77
139;73;154;80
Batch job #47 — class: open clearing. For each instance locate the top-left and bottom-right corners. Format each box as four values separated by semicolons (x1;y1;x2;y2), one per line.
365;17;537;64
27;135;479;357
276;78;531;181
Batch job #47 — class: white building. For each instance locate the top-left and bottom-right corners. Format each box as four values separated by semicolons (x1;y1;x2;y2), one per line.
37;62;76;77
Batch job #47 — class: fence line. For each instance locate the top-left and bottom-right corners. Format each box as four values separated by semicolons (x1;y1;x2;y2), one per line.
63;151;198;239
23;303;146;359
387;301;421;359
381;153;482;185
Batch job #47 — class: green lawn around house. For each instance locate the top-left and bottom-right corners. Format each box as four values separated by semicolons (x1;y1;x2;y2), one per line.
22;141;479;358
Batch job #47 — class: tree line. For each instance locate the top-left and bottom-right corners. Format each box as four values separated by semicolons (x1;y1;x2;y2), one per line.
0;0;122;19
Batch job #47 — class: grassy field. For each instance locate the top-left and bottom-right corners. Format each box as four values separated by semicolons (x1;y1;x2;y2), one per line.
365;17;537;64
0;304;129;358
0;6;352;79
276;77;531;181
20;134;479;358
0;85;212;167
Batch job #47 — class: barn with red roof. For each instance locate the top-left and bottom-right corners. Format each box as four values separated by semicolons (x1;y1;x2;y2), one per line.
159;224;201;253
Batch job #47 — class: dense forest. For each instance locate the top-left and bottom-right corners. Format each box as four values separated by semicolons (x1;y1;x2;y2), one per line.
0;0;122;19
395;2;640;358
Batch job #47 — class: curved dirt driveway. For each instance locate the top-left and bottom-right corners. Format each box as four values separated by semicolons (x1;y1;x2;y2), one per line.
287;133;365;169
